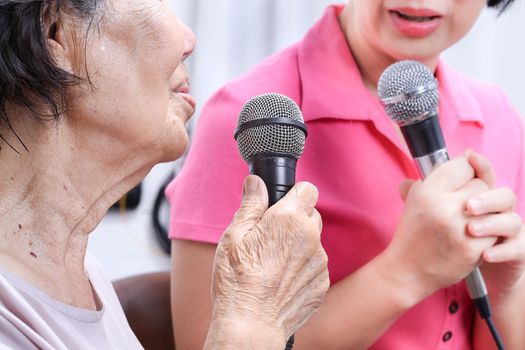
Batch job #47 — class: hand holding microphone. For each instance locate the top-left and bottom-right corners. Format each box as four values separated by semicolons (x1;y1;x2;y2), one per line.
378;61;525;349
378;61;492;305
204;94;329;349
205;176;328;350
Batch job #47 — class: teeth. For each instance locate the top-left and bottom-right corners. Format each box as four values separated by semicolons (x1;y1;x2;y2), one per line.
396;11;435;22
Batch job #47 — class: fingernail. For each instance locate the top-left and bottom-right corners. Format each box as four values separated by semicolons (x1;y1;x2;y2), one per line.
485;249;496;261
468;198;483;214
470;221;486;234
244;176;259;195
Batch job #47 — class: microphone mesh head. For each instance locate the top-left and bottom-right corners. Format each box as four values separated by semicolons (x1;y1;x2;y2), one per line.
378;60;439;125
236;93;306;162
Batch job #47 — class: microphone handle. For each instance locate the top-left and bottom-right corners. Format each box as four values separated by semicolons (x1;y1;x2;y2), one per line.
414;149;490;306
249;155;297;349
249;156;297;206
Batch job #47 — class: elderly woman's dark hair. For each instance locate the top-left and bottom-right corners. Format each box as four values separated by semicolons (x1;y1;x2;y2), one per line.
0;0;99;151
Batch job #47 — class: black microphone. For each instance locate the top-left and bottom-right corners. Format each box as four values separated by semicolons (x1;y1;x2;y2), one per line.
234;93;307;206
234;93;308;350
378;61;504;350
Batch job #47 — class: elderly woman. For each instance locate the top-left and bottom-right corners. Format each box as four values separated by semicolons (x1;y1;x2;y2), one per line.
0;1;329;349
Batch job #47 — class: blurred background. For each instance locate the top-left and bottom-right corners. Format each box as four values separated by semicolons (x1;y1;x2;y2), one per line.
88;0;525;280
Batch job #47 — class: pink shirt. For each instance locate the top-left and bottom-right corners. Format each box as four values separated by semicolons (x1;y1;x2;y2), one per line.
167;5;525;349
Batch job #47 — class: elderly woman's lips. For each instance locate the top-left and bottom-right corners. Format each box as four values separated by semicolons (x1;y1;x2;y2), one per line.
178;92;196;110
172;81;196;110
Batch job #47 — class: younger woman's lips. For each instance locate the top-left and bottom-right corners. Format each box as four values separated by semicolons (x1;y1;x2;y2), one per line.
390;7;442;17
388;9;442;38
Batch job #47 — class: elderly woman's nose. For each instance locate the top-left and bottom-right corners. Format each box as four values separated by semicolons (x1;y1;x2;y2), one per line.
180;20;196;61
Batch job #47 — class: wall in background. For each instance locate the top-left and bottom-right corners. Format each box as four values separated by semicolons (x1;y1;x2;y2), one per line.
89;1;525;280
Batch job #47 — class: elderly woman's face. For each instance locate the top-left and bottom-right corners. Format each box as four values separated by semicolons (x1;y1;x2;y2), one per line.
72;0;196;162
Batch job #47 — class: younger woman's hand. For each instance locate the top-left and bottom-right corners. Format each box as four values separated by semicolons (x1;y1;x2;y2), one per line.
464;152;525;298
386;153;497;303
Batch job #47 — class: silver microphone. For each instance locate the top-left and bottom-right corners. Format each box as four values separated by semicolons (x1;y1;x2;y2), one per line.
378;61;489;310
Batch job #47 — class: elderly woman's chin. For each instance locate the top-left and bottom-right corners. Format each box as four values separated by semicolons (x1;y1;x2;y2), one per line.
159;110;193;163
157;101;194;162
160;125;190;163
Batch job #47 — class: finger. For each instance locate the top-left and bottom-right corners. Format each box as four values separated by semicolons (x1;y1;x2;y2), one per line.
456;178;489;201
398;179;416;202
468;212;523;238
483;237;525;263
311;209;323;235
466;188;517;216
424;156;474;191
272;182;319;216
228;175;269;241
466;150;496;189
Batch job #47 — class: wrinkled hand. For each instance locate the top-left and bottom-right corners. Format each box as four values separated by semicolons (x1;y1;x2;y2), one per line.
208;175;329;346
386;152;497;300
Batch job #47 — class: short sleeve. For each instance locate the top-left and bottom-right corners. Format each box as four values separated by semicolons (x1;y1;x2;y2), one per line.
166;87;249;244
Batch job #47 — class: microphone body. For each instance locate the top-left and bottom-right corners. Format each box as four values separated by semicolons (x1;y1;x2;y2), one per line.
249;155;297;206
378;61;490;316
401;114;489;304
235;93;308;349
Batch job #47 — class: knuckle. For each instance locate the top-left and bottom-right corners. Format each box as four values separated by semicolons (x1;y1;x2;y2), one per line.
503;188;518;205
312;209;323;232
315;247;329;265
510;213;523;233
321;250;329;268
517;239;525;255
471;178;489;192
296;182;319;207
320;268;330;292
463;244;482;264
234;201;264;220
298;181;319;196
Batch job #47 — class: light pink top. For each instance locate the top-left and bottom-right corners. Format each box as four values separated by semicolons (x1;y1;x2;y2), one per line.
167;5;525;349
0;252;142;350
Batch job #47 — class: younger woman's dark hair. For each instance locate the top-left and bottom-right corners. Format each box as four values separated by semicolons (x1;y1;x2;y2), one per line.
0;0;100;152
488;0;516;12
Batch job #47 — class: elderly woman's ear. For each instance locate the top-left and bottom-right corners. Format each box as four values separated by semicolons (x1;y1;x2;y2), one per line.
43;11;84;77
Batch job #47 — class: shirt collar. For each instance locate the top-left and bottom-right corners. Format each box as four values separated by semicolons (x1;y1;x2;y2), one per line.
435;61;485;127
297;5;484;128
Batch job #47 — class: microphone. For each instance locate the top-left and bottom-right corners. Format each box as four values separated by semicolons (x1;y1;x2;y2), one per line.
378;61;505;349
234;93;308;350
234;93;308;206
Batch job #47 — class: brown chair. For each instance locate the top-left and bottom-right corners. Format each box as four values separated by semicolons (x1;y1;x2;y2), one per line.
113;272;175;350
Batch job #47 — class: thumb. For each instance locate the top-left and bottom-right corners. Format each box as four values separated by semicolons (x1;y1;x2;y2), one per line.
399;179;416;202
229;175;269;235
